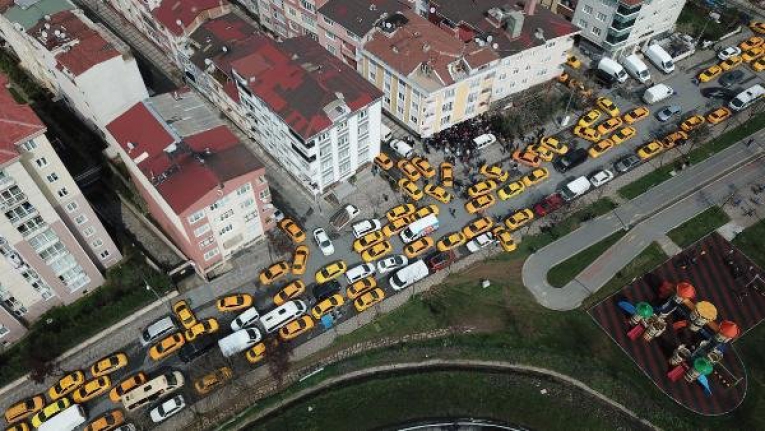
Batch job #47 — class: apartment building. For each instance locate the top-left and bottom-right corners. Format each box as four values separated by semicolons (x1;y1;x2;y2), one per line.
359;1;577;137
571;0;686;55
103;0;231;65
0;75;121;346
105;89;275;277
0;0;148;129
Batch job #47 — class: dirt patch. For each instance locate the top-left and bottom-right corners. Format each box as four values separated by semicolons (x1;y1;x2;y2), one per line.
456;258;524;282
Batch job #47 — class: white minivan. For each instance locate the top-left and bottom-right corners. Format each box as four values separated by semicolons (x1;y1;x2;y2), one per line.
389;260;429;291
597;57;628;83
261;300;308;333
729;84;765;111
644;44;675;74
622;54;651;83
140;316;176;346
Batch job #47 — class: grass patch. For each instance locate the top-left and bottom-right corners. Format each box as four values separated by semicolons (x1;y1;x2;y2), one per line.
676;1;739;41
733;218;765;269
0;249;172;385
521;197;617;253
667;206;730;248
618;111;765;200
547;230;627;288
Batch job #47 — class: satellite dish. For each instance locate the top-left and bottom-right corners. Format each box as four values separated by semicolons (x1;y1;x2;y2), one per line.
492;43;499;49
487;35;493;42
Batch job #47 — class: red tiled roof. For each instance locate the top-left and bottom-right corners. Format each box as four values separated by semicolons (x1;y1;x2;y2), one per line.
153;0;228;36
106;102;264;213
231;35;383;140
0;75;45;165
27;10;120;77
0;0;14;14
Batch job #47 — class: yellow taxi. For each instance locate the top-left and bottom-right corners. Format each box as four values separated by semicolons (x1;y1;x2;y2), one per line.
521;168;549;187
273;280;306;306
440;162;454;187
468;179;498;198
279;315;314;341
572;125;601;142
662;130;688;149
245;344;267;364
436;232;466;252
411;156;436;178
311;294;345;319
397;159;421;182
353;230;385;252
398;178;424;201
505;209;534;231
291;245;309;275
361;240;393;262
596;97;620;117
216;293;253;312
462;216;494;240
31;399;71;428
539;136;568;155
637;141;664;160
386;203;416;221
479;164;509;182
740;36;764;51
610;127;636;145
596;117;623;136
720;56;742;71
623;106;650;124
558;71;569;84
529;144;554;162
750;22;765;35
346;276;376;300
172;300;196;330
149;333;185;361
382;216;413;237
492;226;517;253
742;46;764;63
184;318;219;341
278;218;306;243
83;410;124;431
73;376;111;403
194;367;233;394
413;204;439;220
464;194;496;214
680;115;705;132
109;372;147;402
706;107;732;124
698;65;722;82
354;288;386;312
91;353;128;378
315;260;348;283
754;57;765;72
588;139;614;158
48;371;85;401
512;148;541;168
424;184;452;203
4;395;44;425
497;180;525;201
566;55;582;69
404;236;435;258
6;423;30;431
259;261;290;285
374;152;394;170
578;109;601;127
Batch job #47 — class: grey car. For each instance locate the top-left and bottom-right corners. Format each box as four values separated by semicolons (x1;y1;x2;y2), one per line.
657;105;682;122
613;155;642;174
719;70;744;88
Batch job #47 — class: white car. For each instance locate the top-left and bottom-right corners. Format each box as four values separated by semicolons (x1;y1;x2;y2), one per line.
717;46;742;61
589;169;615;188
377;255;409;274
150;395;186;423
230;307;260;331
466;232;496;253
389;139;414;158
473;133;497;150
313;228;335;256
345;263;376;283
352;219;382;239
272;208;285;223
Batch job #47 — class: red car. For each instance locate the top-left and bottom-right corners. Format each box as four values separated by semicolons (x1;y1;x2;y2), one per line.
533;193;565;217
426;250;455;271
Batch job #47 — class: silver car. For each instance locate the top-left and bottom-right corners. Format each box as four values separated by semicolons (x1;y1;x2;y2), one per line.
150;395;186;423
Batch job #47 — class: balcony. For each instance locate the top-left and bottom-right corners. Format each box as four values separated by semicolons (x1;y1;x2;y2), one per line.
610;18;636;32
615;3;641;18
0;193;27;211
0;175;14;190
605;30;630;47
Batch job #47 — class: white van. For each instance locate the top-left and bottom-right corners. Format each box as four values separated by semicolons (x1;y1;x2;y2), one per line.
597;58;628;83
37;405;86;431
389;260;429;291
345;263;376;283
261;300;307;333
218;328;263;357
559;176;591;202
622;54;651;83
642;83;674;104
389;139;413;158
380;123;392;142
473;133;497;150
400;214;439;243
140;316;176;346
644;44;675;74
230;306;260;331
122;371;184;411
729;84;765;111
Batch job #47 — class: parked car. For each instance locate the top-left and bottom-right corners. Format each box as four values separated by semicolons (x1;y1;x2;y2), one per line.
312;228;335;256
352;219;382;239
389;139;413;158
466;232;497;253
701;87;736;99
150;395;186;423
719;70;745;88
312;280;341;302
656;105;682;122
589;169;615;188
717;46;742;61
377;255;409;274
425;250;455;271
533;193;565;217
230;307;261;331
613;155;642;174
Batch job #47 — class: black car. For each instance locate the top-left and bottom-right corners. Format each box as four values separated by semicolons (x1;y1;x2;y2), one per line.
312;280;341;301
178;335;217;363
553;148;588;173
719;70;745;88
613;155;642;174
700;87;736;99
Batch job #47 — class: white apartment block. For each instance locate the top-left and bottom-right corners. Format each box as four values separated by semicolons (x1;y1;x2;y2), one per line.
572;0;686;55
0;0;149;129
0;76;121;346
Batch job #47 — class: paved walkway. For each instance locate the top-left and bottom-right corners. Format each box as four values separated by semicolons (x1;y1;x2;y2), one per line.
522;136;765;311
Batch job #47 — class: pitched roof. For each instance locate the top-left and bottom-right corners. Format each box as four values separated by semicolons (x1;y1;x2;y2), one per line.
188;13;259;76
231;35;383;140
2;0;73;30
106;95;265;214
0;74;45;165
153;0;228;36
318;0;407;37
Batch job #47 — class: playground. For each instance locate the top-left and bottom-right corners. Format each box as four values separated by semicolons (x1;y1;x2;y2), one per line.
589;233;765;415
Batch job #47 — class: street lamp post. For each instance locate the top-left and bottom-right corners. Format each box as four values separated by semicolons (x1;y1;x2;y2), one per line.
145;280;171;311
695;11;721;47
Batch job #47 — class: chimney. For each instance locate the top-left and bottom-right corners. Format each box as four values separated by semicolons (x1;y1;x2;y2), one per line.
524;0;537;15
505;10;524;39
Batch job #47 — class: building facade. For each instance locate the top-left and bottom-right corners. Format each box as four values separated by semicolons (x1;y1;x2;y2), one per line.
106;89;275;277
0;0;149;129
0;75;121;346
571;0;686;55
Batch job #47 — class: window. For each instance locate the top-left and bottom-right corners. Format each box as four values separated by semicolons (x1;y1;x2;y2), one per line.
244;212;259;223
194;224;211;237
241;198;254;209
442;101;453;112
65;201;78;213
91;238;103;248
369;68;377;81
583;4;593;13
204;248;220;261
46;173;59;183
578;19;589;29
199;237;215;248
327;45;337;55
397;105;404;116
441;115;451;126
0;325;8;338
83;226;96;237
592;27;602;36
444;88;455;98
35;157;48;168
597;12;607;21
325;31;335;40
219;224;233;236
21;140;37;151
410;115;418;124
99;250;110;260
220;209;234;221
74;214;88;225
259;189;270;201
187;210;205;224
57;188;69;198
237;183;252;196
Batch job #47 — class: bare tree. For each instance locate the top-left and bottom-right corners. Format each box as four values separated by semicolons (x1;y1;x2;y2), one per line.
265;337;294;387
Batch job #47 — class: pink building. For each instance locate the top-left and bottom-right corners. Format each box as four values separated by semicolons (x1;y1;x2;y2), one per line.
106;89;274;278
